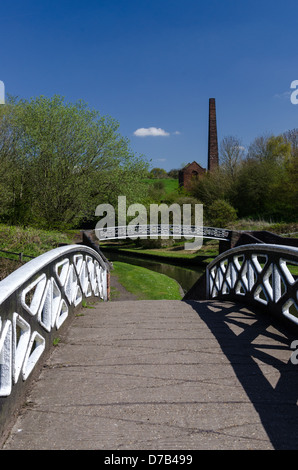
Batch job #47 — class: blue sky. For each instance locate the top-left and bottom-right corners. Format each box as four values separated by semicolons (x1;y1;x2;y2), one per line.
1;0;298;171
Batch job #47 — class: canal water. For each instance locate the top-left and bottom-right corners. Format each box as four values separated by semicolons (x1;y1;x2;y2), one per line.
102;250;205;294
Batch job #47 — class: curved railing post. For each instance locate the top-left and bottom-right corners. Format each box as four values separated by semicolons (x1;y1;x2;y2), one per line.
205;244;298;326
0;245;109;402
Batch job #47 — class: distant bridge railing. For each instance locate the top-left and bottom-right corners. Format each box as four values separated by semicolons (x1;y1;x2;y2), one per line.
0;245;109;400
95;224;232;241
206;244;298;326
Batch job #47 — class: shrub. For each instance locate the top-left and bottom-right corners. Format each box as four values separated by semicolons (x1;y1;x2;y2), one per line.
206;199;237;228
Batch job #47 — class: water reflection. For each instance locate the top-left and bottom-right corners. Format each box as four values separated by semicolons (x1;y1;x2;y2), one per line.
103;250;204;293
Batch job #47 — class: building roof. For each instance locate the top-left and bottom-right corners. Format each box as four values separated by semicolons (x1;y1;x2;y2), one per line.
179;161;206;172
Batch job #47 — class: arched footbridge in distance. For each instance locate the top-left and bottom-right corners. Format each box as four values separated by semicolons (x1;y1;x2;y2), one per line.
94;223;232;246
1;237;298;450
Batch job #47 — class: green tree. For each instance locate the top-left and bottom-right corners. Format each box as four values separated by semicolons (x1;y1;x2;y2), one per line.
206;199;237;228
285;155;298;213
149;167;168;179
189;167;230;206
0;95;149;228
232;158;269;218
283;128;298;158
189;132;295;222
232;134;292;219
167;168;179;178
219;135;245;179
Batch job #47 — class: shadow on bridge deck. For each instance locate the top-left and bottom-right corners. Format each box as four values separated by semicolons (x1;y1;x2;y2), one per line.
187;299;298;450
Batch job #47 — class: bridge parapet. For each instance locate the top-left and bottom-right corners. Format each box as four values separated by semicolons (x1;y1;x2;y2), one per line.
0;244;109;439
187;244;298;327
95;224;232;241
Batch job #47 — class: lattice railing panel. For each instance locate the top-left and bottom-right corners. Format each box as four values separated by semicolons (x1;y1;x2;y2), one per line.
0;245;109;397
207;244;298;326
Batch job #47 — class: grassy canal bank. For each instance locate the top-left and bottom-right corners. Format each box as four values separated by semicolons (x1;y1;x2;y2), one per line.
110;261;183;300
0;224;185;300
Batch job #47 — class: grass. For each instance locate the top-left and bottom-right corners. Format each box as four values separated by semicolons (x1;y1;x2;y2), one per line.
227;219;298;236
0;223;76;279
160;178;179;193
0;223;73;259
111;261;182;300
101;239;219;264
53;337;61;346
143;178;179;194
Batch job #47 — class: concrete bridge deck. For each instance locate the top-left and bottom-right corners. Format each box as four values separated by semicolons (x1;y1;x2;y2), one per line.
2;297;298;450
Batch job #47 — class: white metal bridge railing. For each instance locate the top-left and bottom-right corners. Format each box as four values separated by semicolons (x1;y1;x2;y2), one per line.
95;224;232;241
0;245;109;397
206;244;298;326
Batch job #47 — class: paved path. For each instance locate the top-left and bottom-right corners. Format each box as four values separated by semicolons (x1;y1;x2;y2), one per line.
2;298;298;450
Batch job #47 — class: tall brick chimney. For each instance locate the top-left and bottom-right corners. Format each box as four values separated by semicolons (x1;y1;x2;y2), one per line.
208;98;219;172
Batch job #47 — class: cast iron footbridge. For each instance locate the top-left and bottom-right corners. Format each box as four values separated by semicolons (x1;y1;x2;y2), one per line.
0;235;298;450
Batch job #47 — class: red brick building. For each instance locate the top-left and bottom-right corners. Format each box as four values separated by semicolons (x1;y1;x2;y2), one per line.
178;161;206;189
179;98;219;190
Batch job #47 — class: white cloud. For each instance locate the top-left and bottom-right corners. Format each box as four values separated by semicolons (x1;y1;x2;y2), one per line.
273;90;291;99
134;127;170;137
